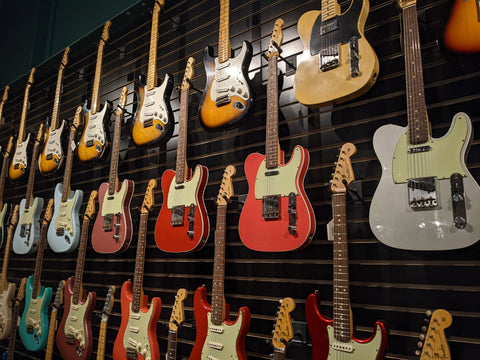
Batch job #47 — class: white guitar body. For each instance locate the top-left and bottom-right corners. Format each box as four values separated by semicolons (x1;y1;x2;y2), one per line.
370;112;480;250
10;133;31;177
41;120;65;166
201;312;244;360
0;283;16;340
47;183;83;253
326;323;384;359
13;197;44;254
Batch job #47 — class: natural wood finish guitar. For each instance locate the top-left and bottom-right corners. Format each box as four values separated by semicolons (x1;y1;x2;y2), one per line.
96;285;116;360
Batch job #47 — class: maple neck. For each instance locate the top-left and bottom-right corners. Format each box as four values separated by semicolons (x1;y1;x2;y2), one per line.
273;349;286;360
96;320;109;360
18;85;33;142
0;87;8;127
108;108;123;195
146;5;161;90
402;3;429;145
265;54;280;169
131;212;148;313
44;308;59;360
211;204;227;325
321;0;337;22
91;41;106;115
6;300;21;360
218;0;231;63
50;66;66;130
175;88;189;184
0;224;13;292
0;140;12;205
31;216;49;299
72;215;91;304
25;136;41;209
332;192;351;342
61;127;77;202
166;330;178;360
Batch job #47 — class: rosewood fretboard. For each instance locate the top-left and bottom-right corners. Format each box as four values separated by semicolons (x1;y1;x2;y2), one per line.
211;204;227;325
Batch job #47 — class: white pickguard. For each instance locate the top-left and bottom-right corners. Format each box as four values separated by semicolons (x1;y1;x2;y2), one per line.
82;103;109;149
167;167;202;209
64;297;91;349
101;180;129;216
201;312;244;360
11;133;31;172
25;295;47;337
13;197;44;254
138;75;171;126
326;324;384;359
369;112;480;250
42;121;65;162
123;303;155;360
0;283;16;340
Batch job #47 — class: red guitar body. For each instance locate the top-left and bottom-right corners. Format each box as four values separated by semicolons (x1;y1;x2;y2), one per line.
113;280;161;360
155;165;209;252
56;276;96;360
239;146;315;251
189;286;250;360
92;180;134;254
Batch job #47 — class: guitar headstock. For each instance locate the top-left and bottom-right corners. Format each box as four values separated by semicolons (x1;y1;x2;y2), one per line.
44;199;54;224
102;285;116;315
9;205;19;227
36;123;45;143
272;297;296;350
101;21;112;44
216;165;236;206
181;57;195;91
154;0;165;12
85;190;98;219
27;68;36;86
116;87;128;116
169;288;188;331
330;142;357;193
141;179;157;214
72;106;83;130
60;47;70;69
266;18;285;58
397;0;416;9
16;278;27;302
416;309;452;359
1;86;9;104
53;280;66;310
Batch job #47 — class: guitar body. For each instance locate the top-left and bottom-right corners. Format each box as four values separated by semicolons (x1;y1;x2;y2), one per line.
92;179;134;254
239;146;315;251
113;280;161;360
9;134;31;180
294;0;379;106
132;73;174;147
190;286;250;360
0;283;16;340
77;101;112;163
155;165;209;252
48;183;83;253
19;275;52;351
39;120;66;175
0;202;12;249
56;276;96;360
199;41;253;129
370;112;480;250
444;0;480;53
12;197;44;254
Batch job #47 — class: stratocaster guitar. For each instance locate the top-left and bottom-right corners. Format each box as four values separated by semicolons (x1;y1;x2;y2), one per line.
92;87;134;253
113;179;162;360
57;191;98;360
9;68;36;180
190;165;251;360
3;278;26;360
444;0;480;54
0;205;19;340
271;298;295;360
239;20;315;252
38;47;70;175
132;0;174;147
306;143;388;360
198;0;253;128
415;309;452;360
12;123;45;255
155;57;210;252
96;286;116;360
0;137;14;250
77;21;112;163
294;0;379;106
45;280;66;360
19;199;54;351
369;0;480;251
47;106;84;253
166;288;187;360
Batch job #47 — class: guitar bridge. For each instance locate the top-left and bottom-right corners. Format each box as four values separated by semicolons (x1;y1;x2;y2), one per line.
126;347;138;359
319;44;339;71
143;118;153;128
26;324;33;334
187;204;195;239
349;36;360;78
288;192;297;235
56;227;64;236
103;214;113;231
450;173;467;229
46;153;53;160
215;94;231;107
86;140;94;147
407;177;438;209
114;214;121;241
66;333;76;345
171;205;184;226
263;195;280;219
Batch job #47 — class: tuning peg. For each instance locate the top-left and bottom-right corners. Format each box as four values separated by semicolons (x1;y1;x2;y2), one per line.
417;341;423;348
415;349;421;356
421;325;427;333
418;333;425;341
425;309;432;317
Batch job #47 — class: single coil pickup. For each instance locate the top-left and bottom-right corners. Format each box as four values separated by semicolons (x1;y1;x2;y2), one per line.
265;170;279;177
331;342;353;353
208;326;224;334
319;19;338;35
408;145;431;154
208;341;224;350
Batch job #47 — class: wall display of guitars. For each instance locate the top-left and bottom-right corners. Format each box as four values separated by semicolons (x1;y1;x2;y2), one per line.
0;137;14;249
2;278;26;360
444;0;480;54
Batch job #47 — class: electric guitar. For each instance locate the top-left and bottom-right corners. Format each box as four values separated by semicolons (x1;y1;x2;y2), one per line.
132;0;174;147
38;47;70;175
415;309;452;359
45;280;66;360
369;0;480;251
155;57;210;252
239;20;315;252
0;137;14;250
113;179;162;360
19;198;54;351
271;297;295;360
198;0;253;128
48;106;84;253
12;123;45;255
57;191;98;360
3;278;26;360
96;285;116;360
166;288;187;360
294;0;379;107
0;205;19;341
306;143;388;360
77;21;112;163
190;165;251;360
444;0;480;54
92;87;134;253
9;68;36;180
0;86;9;128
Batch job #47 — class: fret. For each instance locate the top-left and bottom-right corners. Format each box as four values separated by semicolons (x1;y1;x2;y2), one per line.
0;221;14;292
146;4;161;90
211;204;227;325
61;126;78;202
166;330;178;360
265;54;279;169
0;139;12;207
72;216;91;304
321;0;337;22
175;89;189;184
218;0;231;63
131;212;148;313
108;103;124;195
18;84;32;142
50;68;65;130
31;214;49;299
96;321;108;360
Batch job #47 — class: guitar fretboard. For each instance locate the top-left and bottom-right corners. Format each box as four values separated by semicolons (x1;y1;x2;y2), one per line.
24;136;41;210
96;319;108;360
0;139;12;206
6;298;21;360
72;215;91;304
146;3;161;90
321;0;337;22
166;330;178;360
91;35;107;114
0;222;14;292
211;204;227;325
44;308;59;360
175;88;189;184
265;52;280;169
131;212;148;313
50;66;66;130
107;107;123;196
18;84;32;142
61;127;78;202
31;216;49;299
218;0;231;63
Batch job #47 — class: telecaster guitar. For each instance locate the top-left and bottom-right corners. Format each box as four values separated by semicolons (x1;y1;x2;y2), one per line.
444;0;480;54
415;309;452;360
0;137;14;250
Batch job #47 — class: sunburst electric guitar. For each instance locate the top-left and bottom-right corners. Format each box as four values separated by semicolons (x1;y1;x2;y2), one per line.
239;20;315;252
369;0;480;251
199;0;253;128
96;285;116;360
38;47;70;175
306;143;388;360
0;137;14;250
113;179;162;360
294;0;379;106
3;278;26;360
166;289;187;360
190;165;251;360
132;0;174;147
57;191;98;360
415;309;452;360
77;21;112;163
44;280;66;360
155;57;210;252
271;297;295;360
444;0;480;54
19;199;54;351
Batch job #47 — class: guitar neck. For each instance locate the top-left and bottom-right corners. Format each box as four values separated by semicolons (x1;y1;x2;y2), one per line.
265;53;280;169
321;0;337;22
146;4;161;90
72;216;91;304
91;42;106;114
24;137;42;209
131;212;148;313
6;300;21;360
273;349;286;360
18;85;32;142
211;204;227;325
0;224;13;292
61;128;77;202
0;141;12;206
31;219;49;299
50;67;65;130
218;0;231;63
107;108;122;195
175;88;189;184
0;86;8;128
44;308;59;360
166;330;178;360
96;319;109;360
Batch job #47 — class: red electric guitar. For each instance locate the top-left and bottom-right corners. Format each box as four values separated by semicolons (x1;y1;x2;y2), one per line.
239;19;315;252
190;165;251;360
92;87;134;253
306;143;388;360
113;179;161;360
155;57;209;252
56;191;98;360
